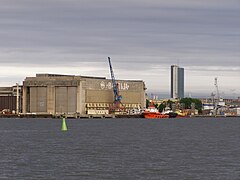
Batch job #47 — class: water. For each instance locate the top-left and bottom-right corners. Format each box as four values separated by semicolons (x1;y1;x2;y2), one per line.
0;117;239;179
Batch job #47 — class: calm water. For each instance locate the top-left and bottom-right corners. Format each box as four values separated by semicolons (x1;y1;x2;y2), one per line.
0;117;239;180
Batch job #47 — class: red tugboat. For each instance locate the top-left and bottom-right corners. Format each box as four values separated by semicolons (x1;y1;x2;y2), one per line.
143;104;169;119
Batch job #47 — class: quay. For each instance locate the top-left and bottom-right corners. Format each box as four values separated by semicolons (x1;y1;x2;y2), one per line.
190;115;239;118
0;113;143;119
0;113;238;119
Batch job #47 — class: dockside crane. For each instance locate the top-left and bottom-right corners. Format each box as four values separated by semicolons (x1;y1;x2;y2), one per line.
108;57;123;112
214;77;220;114
214;77;220;104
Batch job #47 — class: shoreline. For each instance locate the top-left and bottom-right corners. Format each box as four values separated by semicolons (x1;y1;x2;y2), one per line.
0;114;239;119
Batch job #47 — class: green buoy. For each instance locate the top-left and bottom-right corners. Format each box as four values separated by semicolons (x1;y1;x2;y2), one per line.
61;117;68;131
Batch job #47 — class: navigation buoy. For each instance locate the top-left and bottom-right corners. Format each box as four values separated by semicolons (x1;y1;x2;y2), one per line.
61;117;68;131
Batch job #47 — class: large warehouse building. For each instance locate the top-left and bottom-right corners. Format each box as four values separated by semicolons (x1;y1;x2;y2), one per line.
22;74;146;116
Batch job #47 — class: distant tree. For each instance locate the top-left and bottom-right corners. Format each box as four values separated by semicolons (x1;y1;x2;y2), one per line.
179;98;192;109
158;103;166;112
180;98;202;112
167;100;174;110
146;99;150;108
192;98;203;113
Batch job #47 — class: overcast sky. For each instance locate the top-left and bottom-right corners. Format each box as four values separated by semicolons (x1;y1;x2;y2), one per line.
0;0;239;98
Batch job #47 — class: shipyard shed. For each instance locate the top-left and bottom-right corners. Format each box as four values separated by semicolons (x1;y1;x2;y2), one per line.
22;74;146;116
0;86;22;113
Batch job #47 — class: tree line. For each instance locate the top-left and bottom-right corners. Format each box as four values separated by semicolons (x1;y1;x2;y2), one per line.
146;98;202;113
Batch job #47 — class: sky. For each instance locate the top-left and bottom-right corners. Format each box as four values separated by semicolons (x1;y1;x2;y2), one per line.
0;0;239;98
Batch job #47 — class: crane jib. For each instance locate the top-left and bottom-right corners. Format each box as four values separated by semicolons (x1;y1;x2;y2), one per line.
108;57;122;103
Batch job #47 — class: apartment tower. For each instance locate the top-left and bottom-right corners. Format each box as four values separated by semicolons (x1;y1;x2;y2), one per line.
171;65;184;99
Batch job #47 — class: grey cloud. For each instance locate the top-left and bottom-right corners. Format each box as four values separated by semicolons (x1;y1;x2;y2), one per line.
0;0;239;96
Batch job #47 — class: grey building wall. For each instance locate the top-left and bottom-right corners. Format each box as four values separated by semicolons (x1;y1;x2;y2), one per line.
171;65;184;99
22;74;146;115
0;96;16;111
0;86;22;112
171;65;175;98
178;67;184;98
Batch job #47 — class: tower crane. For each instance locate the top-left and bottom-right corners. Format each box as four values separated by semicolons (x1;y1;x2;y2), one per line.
108;57;123;112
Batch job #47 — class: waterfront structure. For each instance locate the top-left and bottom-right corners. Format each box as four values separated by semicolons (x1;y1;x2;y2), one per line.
171;65;184;99
0;86;22;113
22;74;146;116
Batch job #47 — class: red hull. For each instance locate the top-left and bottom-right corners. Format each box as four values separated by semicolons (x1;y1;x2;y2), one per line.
143;112;169;119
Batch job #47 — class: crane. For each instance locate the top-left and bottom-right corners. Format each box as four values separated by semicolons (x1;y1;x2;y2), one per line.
214;77;220;109
108;57;123;112
213;77;223;115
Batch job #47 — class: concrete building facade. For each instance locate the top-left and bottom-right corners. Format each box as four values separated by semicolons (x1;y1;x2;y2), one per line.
22;74;146;116
171;65;184;99
0;85;22;113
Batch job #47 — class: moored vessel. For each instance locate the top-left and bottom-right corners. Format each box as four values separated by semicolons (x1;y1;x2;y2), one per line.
143;105;169;119
175;110;188;118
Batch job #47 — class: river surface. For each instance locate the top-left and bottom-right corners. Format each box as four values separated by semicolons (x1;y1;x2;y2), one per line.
0;117;239;180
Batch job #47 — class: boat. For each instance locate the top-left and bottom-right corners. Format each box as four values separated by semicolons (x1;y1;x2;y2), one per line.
161;109;188;118
175;110;188;118
143;105;169;119
161;109;178;118
166;111;178;118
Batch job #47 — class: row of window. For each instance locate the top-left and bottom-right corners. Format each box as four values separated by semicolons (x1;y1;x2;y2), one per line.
86;103;141;108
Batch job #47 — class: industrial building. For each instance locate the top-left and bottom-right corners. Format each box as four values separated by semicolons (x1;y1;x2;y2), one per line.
0;85;22;114
171;65;184;99
22;74;146;116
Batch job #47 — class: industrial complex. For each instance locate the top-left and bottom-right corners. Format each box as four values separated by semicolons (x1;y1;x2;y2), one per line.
0;61;239;118
0;73;146;117
22;73;146;117
0;58;148;117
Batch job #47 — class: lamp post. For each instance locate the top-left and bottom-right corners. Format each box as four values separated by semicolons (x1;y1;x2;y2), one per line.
16;83;19;114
